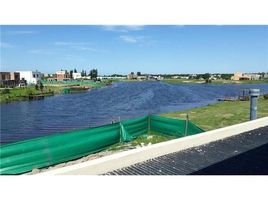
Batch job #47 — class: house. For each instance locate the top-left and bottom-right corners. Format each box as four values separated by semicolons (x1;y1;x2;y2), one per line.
231;72;261;81
98;76;126;80
55;70;70;81
231;72;250;81
156;76;164;80
248;73;261;80
17;71;42;84
127;72;137;80
73;72;82;80
0;72;20;87
137;75;147;80
0;72;11;81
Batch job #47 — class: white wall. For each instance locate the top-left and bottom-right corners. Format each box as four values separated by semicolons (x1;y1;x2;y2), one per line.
73;72;82;79
17;71;42;84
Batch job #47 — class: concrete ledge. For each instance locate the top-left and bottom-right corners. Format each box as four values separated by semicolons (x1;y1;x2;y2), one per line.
38;117;268;175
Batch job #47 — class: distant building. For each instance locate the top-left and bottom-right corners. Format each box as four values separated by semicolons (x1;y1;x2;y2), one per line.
55;70;70;81
0;72;20;87
248;73;261;80
0;72;11;81
156;76;164;80
137;75;147;80
209;75;218;80
43;73;53;77
231;72;250;81
10;72;20;85
231;72;260;81
171;75;189;79
98;76;126;80
73;72;82;80
127;72;137;80
17;71;42;84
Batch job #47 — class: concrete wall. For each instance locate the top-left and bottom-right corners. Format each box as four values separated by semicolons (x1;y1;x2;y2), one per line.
38;116;268;175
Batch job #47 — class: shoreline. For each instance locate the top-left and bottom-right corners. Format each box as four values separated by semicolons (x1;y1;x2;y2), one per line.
27;97;268;174
1;80;267;104
0;82;107;104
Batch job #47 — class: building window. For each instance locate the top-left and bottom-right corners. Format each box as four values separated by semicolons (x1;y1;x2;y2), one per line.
33;74;36;78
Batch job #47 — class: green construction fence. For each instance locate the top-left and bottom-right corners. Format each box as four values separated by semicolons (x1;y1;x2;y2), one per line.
0;115;204;175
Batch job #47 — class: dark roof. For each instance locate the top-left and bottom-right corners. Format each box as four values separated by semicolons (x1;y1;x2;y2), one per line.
105;126;268;175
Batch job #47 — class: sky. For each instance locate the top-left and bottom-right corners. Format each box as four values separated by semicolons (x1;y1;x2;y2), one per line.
0;25;267;75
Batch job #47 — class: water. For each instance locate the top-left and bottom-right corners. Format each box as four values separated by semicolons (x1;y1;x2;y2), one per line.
1;81;268;144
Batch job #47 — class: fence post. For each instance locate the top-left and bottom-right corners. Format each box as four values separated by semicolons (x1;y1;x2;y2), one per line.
118;116;122;143
148;113;151;134
184;114;189;137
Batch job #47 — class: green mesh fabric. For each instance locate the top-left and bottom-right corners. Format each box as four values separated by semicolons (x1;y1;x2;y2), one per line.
150;115;204;137
0;123;120;175
0;115;204;175
120;116;149;142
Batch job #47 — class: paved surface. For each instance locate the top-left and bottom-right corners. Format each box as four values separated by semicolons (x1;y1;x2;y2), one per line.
105;126;268;175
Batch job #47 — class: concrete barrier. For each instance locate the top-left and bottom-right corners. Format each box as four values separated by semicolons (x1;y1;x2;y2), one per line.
38;116;268;175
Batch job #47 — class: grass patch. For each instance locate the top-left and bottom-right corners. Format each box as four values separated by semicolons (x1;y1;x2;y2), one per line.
0;80;108;104
162;96;268;131
0;86;65;103
0;86;54;103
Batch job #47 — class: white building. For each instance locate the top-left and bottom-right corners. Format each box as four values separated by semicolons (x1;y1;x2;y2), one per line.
98;76;126;80
17;71;42;84
73;72;82;79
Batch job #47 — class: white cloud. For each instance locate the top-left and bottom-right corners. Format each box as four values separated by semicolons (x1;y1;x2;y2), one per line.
119;35;139;43
6;30;37;35
28;49;55;55
119;35;155;46
0;42;15;48
54;42;91;46
102;25;145;32
53;41;96;51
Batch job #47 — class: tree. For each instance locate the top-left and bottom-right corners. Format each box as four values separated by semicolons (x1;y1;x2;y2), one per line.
137;72;141;76
195;74;203;79
202;73;210;80
81;70;85;77
221;74;233;80
74;68;77;73
90;69;98;79
35;84;39;90
70;70;73;79
40;82;44;92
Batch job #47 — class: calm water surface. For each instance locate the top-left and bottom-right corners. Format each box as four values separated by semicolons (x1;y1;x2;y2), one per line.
1;81;268;144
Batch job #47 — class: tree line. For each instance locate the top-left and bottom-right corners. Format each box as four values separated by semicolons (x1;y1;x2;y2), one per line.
67;68;98;79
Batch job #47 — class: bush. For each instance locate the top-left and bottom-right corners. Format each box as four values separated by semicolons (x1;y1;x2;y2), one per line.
264;94;268;100
26;88;33;96
1;89;10;94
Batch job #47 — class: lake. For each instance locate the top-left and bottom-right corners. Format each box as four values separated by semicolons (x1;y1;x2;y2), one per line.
1;81;268;144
